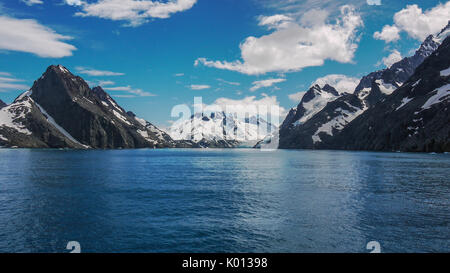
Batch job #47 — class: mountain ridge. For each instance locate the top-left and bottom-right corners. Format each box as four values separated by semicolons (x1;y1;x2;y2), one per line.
0;65;176;149
278;22;450;151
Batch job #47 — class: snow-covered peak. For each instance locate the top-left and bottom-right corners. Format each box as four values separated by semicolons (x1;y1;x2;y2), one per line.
434;20;450;43
417;35;440;58
0;97;33;136
169;111;277;145
293;84;340;125
56;65;70;74
15;90;33;103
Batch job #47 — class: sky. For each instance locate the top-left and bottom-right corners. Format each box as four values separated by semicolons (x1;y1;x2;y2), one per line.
0;0;449;129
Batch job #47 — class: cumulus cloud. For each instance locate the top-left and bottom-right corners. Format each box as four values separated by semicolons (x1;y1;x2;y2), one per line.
288;91;306;103
190;84;210;90
300;8;329;27
104;85;156;97
21;0;43;6
0;73;29;92
373;25;400;42
313;74;360;94
250;78;286;92
374;2;450;43
195;5;363;75
378;49;402;68
65;0;197;27
75;67;124;76
0;16;76;58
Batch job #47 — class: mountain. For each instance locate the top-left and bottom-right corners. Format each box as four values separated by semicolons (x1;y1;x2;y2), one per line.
281;84;340;128
0;99;6;109
279;22;450;150
169;111;277;148
327;36;450;152
0;65;174;149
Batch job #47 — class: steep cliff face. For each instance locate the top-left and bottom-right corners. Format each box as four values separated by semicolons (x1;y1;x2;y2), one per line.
279;22;450;151
0;65;175;149
329;37;450;152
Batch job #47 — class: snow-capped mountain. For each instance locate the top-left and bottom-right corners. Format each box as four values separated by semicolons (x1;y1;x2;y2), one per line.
281;84;340;129
0;65;174;149
169;111;277;147
330;35;450;152
279;21;450;150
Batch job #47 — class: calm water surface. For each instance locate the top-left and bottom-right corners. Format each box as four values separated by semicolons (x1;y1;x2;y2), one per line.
0;149;449;253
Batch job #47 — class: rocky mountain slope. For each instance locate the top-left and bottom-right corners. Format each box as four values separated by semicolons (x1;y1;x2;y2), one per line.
169;111;277;148
279;22;450;151
0;65;175;149
327;36;450;152
0;99;6;109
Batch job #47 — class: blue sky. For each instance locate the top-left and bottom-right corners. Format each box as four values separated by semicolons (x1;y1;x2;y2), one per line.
0;0;449;128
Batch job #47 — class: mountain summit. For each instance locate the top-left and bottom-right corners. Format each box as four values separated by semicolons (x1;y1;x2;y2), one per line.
279;22;450;151
0;65;174;149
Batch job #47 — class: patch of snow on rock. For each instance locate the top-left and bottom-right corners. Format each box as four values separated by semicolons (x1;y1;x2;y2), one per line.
422;84;450;109
440;66;450;77
375;79;397;95
0;99;33;135
396;97;413;111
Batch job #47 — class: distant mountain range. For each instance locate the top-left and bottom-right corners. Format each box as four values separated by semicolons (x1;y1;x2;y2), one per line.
169;111;277;148
279;22;450;152
1;23;449;152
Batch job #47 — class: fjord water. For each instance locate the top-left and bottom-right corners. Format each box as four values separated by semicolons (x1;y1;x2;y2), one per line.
0;149;448;253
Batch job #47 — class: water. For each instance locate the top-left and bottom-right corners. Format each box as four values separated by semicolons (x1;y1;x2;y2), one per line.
0;149;449;253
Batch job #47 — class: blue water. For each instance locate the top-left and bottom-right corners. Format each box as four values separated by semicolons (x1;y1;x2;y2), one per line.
0;149;449;253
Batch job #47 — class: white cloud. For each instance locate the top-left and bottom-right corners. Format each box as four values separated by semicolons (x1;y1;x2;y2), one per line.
0;16;76;58
65;0;83;5
378;49;402;68
288;91;306;103
174;73;184;77
195;5;363;75
373;25;400;42
98;80;115;86
21;0;43;6
367;0;381;6
65;0;197;27
0;73;29;92
258;14;293;29
313;74;360;94
217;78;240;86
300;9;329;27
104;85;156;97
75;67;124;76
375;2;450;43
250;78;286;92
190;84;210;90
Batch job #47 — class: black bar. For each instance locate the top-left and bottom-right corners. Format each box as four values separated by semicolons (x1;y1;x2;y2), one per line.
0;253;447;272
